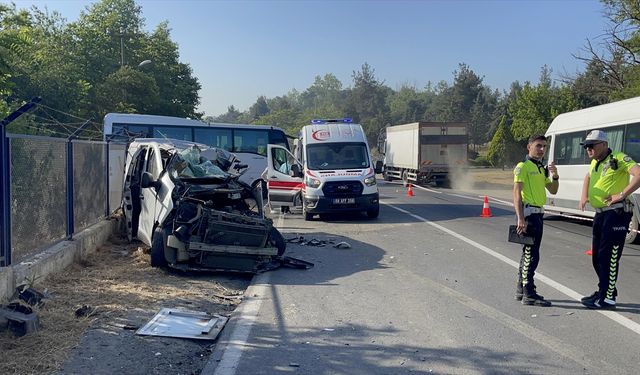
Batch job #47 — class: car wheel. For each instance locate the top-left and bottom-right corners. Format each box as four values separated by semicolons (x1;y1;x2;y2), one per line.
366;205;379;219
150;227;168;267
268;227;286;255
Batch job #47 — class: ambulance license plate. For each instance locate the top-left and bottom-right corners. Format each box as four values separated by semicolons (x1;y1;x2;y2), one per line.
333;198;355;204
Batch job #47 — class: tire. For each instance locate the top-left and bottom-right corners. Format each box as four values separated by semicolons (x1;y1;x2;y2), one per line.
435;178;450;188
268;227;286;255
303;197;313;221
626;211;639;244
383;170;392;182
304;210;314;221
150;227;168;267
366;205;380;219
402;170;409;187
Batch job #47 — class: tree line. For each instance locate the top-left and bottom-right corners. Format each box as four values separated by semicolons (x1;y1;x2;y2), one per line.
3;0;640;167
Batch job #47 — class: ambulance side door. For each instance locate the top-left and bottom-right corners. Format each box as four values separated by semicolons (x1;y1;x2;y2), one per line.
266;144;303;206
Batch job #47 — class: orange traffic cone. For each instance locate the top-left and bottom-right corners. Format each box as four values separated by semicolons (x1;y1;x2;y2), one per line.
480;196;492;217
406;183;415;197
585;249;593;256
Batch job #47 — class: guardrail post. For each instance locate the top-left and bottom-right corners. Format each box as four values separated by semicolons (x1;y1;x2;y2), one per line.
0;97;41;266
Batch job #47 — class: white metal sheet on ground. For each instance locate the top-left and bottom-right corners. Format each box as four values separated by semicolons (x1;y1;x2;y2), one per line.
136;308;228;340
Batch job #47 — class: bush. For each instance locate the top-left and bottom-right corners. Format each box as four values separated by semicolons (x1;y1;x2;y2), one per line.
468;156;492;167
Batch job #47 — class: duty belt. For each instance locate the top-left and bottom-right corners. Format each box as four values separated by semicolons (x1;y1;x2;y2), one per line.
524;204;544;216
594;202;627;213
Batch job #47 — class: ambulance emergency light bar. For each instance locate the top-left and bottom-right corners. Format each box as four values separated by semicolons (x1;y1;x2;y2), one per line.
311;118;353;124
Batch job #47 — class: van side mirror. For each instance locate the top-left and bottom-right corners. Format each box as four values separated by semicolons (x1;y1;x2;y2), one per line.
374;160;383;174
141;172;161;190
290;164;303;178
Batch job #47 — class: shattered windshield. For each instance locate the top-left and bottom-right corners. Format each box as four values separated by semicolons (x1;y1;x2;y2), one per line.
306;142;370;170
169;145;231;179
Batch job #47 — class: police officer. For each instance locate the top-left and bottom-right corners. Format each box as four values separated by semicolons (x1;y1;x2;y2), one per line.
579;130;640;309
513;135;559;306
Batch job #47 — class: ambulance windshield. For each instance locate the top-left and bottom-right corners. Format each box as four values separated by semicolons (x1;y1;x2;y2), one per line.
306;142;369;170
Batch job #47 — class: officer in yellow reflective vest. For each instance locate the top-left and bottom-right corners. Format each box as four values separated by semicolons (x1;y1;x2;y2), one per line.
579;130;640;309
513;135;559;307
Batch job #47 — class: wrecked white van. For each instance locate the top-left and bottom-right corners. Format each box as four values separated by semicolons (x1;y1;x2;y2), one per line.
122;138;286;272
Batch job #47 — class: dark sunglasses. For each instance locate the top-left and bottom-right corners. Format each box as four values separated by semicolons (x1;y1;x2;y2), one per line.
583;142;603;150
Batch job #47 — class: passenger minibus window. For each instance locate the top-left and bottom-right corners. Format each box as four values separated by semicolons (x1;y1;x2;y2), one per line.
554;132;586;165
624;123;640;161
153;126;192;141
233;129;268;156
604;127;624;152
194;128;232;151
112;124;150;139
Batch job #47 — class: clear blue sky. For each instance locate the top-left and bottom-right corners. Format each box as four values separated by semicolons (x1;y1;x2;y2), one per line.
13;0;608;117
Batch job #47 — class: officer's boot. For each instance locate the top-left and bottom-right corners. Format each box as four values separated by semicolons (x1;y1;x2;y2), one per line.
522;284;551;307
515;281;523;301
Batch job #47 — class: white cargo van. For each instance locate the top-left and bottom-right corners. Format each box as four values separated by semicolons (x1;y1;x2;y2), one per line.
264;118;382;220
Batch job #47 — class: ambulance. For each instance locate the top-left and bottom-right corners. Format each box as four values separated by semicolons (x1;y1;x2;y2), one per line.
264;118;382;220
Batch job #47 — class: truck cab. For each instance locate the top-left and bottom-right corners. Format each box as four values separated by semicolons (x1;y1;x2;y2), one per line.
264;118;381;220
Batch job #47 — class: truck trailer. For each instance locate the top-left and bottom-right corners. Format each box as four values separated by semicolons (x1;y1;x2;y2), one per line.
381;122;468;186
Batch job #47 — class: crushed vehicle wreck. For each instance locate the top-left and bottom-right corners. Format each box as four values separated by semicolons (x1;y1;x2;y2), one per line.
122;139;291;273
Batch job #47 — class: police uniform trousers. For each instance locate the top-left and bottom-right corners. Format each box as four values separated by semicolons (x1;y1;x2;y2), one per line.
517;213;544;291
592;208;631;300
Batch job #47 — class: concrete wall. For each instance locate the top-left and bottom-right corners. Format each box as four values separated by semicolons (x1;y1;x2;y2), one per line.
0;218;120;303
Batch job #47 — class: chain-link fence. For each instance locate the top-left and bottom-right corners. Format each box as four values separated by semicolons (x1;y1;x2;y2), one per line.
73;140;107;232
7;134;111;264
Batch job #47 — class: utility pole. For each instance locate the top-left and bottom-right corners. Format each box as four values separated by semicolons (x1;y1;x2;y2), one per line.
119;27;125;67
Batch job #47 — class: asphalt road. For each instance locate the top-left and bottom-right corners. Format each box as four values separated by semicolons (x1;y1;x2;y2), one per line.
204;181;640;375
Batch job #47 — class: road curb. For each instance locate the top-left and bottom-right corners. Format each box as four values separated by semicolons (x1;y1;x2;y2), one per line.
0;218;120;302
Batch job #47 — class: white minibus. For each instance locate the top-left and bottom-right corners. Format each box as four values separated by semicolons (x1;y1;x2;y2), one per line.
545;96;640;243
103;113;290;212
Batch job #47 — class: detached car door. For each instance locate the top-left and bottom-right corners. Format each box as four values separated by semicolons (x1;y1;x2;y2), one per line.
265;144;303;207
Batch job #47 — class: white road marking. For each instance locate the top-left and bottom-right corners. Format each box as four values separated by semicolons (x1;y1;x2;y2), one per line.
403;269;617;371
208;272;271;375
482;196;513;206
412;184;442;194
276;212;285;228
382;180;442;193
384;202;640;336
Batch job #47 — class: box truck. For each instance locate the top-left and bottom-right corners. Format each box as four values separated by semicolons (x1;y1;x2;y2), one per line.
381;122;468;186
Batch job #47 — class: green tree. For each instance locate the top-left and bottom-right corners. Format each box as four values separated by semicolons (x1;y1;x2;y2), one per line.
487;116;521;168
95;66;159;113
348;62;391;143
388;84;431;124
509;66;578;141
0;4;32;117
299;73;345;116
212;105;242;123
249;96;270;120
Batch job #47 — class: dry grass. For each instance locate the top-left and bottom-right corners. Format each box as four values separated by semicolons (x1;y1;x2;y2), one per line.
467;168;513;187
0;236;247;375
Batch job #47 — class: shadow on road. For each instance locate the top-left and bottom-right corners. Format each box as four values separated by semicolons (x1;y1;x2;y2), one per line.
234;320;562;375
